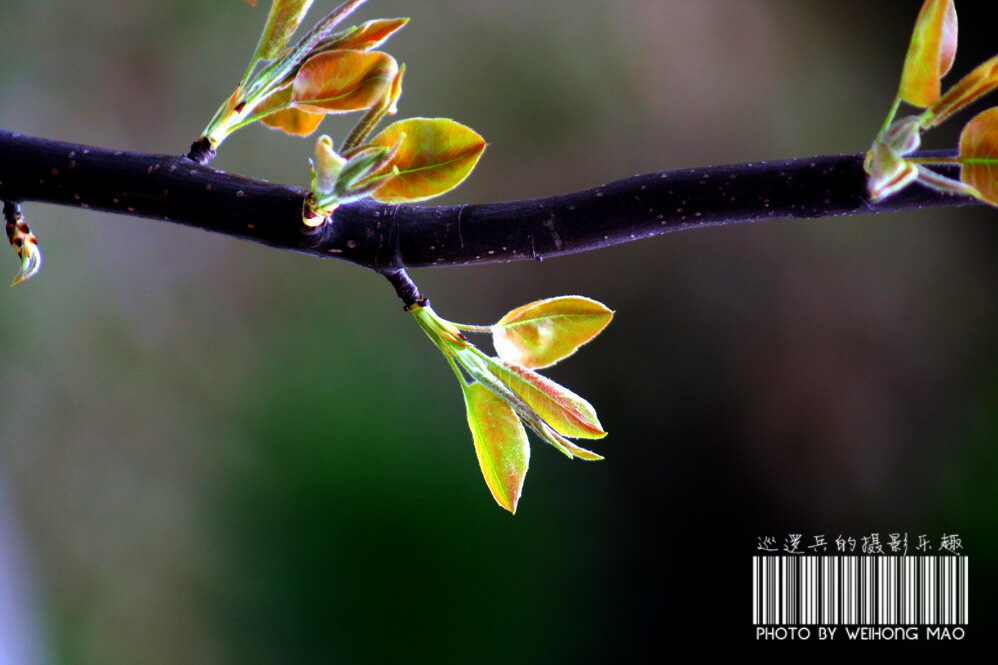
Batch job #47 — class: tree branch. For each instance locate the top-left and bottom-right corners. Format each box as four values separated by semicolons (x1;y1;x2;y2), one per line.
1;129;979;274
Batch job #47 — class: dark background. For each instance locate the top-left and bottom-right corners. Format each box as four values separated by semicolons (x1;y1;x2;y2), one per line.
1;1;994;661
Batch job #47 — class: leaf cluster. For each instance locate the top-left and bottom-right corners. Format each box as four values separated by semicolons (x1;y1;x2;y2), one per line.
866;0;998;206
215;3;612;514
412;298;613;513
203;1;485;223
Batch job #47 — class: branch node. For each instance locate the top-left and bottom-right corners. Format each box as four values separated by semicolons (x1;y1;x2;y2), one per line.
381;268;426;310
186;137;216;166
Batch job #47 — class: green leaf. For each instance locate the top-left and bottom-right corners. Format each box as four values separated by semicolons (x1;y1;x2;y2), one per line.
463;382;530;513
899;0;957;108
292;50;398;113
319;18;409;52
366;118;486;203
256;84;325;136
493;296;614;369
252;0;315;63
486;358;606;440
312;135;346;195
958;106;998;205
924;54;998;128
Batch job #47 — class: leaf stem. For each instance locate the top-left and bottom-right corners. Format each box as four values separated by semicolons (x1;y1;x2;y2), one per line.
878;96;903;138
227;103;296;133
446;353;469;388
240;58;261;91
381;267;424;309
451;323;493;333
906;156;962;165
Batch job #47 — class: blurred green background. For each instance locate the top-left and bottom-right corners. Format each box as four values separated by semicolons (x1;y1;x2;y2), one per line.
1;1;995;661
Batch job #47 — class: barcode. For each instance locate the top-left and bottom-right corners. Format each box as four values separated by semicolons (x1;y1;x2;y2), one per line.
752;556;968;625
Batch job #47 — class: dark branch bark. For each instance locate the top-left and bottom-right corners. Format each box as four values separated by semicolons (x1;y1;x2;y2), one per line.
381;268;427;310
0;129;979;274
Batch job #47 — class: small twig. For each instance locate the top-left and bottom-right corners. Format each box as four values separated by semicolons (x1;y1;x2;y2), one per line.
381;268;425;310
2;199;21;226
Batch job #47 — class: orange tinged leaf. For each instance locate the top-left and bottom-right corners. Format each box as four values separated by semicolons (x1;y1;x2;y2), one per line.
958;106;998;205
925;54;998;128
253;1;315;62
292;50;398;113
899;0;957;108
488;359;606;440
325;18;409;51
367;118;486;203
256;85;324;136
464;382;530;513
493;296;613;369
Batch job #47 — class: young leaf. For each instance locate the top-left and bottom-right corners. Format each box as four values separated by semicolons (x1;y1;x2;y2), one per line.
881;116;922;155
492;296;614;369
451;349;601;461
923;54;998;128
336;146;391;190
411;304;470;351
899;0;958;108
913;163;979;199
958;106;998;205
291;0;368;53
247;0;370;102
252;0;315;63
313;135;346;195
534;420;604;461
486;358;606;440
463;382;530;514
317;18;409;52
366;118;486;203
256;85;325;136
292;50;398;113
4;202;42;285
341;65;405;152
865;141;918;202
